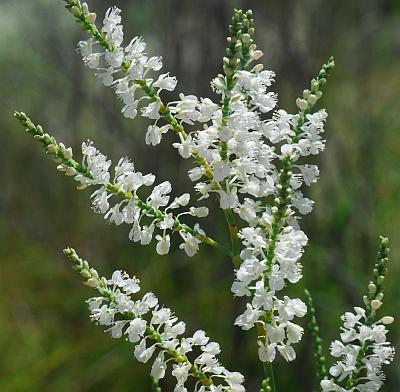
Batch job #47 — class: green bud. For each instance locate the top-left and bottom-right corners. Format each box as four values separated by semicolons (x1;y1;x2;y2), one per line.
377;275;385;285
82;2;89;15
241;33;251;44
46;144;58;155
81;269;92;279
311;79;319;92
307;94;318;105
70;6;81;17
368;283;377;294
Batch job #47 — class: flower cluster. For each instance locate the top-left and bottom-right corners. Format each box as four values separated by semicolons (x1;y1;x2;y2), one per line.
227;58;334;363
14;112;224;259
74;3;177;121
64;248;245;392
35;0;335;366
14;2;396;391
321;237;395;392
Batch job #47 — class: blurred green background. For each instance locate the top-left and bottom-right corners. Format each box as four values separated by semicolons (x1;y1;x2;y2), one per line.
1;0;399;391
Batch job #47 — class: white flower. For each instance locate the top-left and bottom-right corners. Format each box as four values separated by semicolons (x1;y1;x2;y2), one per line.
179;232;200;257
134;339;156;363
145;124;169;146
258;341;276;363
151;352;167;380
156;234;171;255
153;73;177;91
126;318;147;343
173;134;194;159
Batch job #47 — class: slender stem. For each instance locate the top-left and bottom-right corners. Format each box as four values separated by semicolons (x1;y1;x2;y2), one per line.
304;289;328;382
14;112;230;256
267;363;277;392
64;1;215;181
223;208;241;267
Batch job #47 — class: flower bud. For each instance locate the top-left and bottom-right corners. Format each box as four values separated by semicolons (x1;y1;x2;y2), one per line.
70;6;81;17
65;166;77;176
368;283;377;294
296;98;308;111
252;50;263;61
81;269;92;279
64;147;73;160
354;307;366;317
307;94;318;105
380;316;394;325
86;277;98;288
252;63;264;73
46;144;57;154
82;2;89;14
371;299;382;310
87;12;96;24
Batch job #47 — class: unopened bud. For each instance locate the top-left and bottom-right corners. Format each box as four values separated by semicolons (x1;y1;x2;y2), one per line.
64;147;73;160
70;6;81;17
252;50;263;61
65;166;77;176
380;316;394;325
311;79;319;92
307;94;318;105
368;283;377;294
354;307;366;317
377;275;385;285
46;144;57;154
87;12;96;24
371;299;382;310
296;98;308;111
81;2;89;14
86;277;98;288
252;63;264;73
81;269;91;279
241;33;251;44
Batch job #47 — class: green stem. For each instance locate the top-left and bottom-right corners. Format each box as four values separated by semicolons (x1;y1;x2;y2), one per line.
14;112;230;256
223;208;241;267
304;289;327;382
267;363;277;392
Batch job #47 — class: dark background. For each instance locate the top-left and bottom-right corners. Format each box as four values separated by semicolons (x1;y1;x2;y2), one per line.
0;0;399;391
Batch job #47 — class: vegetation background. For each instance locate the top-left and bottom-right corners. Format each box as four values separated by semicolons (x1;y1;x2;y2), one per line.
0;0;399;391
